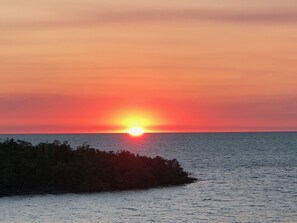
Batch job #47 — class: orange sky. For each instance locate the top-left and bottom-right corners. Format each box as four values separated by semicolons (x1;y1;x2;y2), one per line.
1;0;297;133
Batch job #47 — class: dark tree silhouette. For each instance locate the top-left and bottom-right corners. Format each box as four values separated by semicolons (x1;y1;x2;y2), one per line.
0;139;196;196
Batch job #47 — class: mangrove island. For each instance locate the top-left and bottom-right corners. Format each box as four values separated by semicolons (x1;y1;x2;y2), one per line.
0;139;196;196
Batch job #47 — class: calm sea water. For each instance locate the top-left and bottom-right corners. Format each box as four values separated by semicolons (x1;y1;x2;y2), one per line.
0;133;296;223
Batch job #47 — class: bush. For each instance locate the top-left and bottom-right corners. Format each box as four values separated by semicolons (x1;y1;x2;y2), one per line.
0;139;196;196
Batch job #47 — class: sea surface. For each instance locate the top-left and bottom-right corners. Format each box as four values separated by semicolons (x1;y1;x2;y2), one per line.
0;133;296;223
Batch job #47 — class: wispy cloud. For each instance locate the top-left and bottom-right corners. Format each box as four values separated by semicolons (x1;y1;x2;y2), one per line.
91;9;297;24
2;8;297;30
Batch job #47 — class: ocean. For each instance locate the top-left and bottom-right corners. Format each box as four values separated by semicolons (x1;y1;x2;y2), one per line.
0;133;296;222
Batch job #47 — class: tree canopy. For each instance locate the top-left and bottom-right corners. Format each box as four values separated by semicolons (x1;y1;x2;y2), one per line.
0;139;196;196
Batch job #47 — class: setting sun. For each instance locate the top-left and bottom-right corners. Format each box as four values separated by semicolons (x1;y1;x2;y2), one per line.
128;127;144;137
109;109;164;133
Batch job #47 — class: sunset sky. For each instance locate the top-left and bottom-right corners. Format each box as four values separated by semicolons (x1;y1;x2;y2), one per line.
1;0;297;133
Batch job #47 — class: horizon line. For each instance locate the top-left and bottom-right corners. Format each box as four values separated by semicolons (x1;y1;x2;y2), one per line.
1;130;296;135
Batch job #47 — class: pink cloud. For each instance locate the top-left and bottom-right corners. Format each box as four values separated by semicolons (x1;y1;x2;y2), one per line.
2;8;297;30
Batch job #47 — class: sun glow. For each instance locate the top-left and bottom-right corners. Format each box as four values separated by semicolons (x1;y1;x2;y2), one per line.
109;108;166;134
128;127;144;137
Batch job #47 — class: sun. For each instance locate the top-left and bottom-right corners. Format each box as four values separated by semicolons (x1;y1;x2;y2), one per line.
128;127;144;137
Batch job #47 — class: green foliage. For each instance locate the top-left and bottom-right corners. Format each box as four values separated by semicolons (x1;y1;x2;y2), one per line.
0;139;196;196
